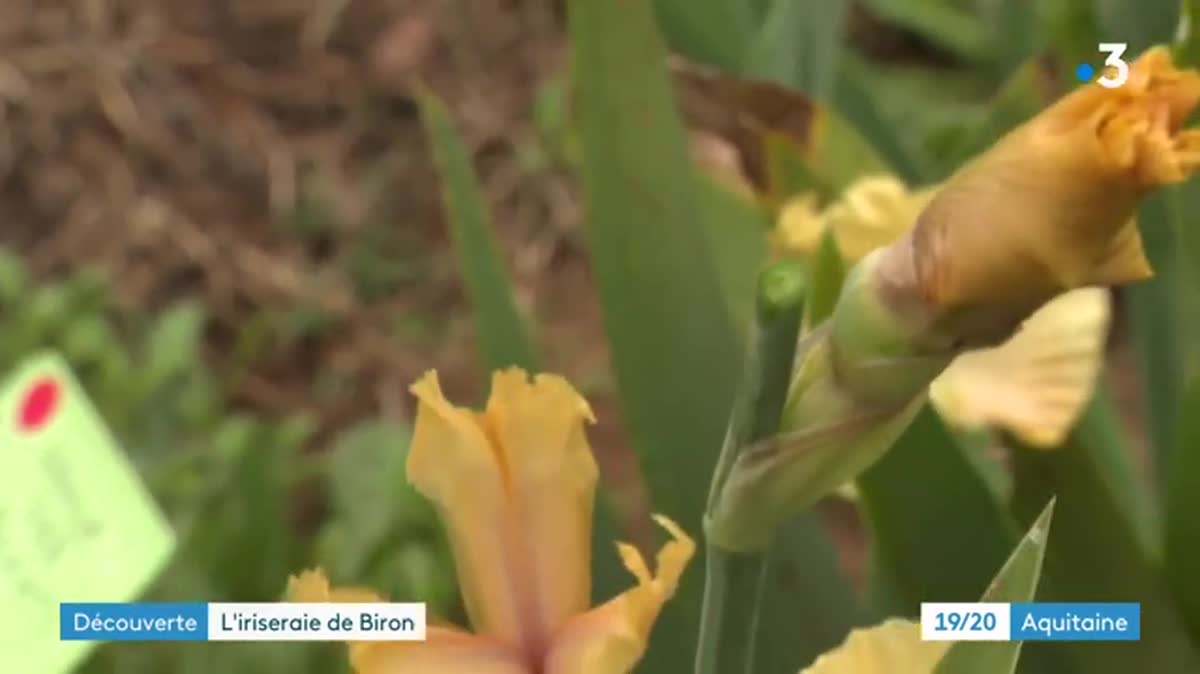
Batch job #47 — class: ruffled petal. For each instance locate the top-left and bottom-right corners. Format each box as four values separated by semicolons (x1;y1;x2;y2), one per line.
929;287;1111;447
406;371;530;648
286;568;529;674
542;516;695;674
801;620;948;674
483;368;600;649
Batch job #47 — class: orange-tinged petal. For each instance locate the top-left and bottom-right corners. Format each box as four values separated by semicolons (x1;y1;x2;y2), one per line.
887;46;1200;336
349;628;530;674
542;515;695;674
406;371;531;649
406;368;601;656
483;368;599;649
287;569;530;674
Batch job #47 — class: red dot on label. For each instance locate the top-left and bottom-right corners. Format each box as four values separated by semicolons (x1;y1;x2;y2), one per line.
18;377;62;432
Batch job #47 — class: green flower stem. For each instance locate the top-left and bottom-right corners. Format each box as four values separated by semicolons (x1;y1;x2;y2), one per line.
695;548;770;674
695;262;806;674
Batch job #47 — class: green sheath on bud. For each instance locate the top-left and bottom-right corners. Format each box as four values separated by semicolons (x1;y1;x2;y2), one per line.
707;261;808;512
707;322;927;552
827;249;955;407
707;251;957;553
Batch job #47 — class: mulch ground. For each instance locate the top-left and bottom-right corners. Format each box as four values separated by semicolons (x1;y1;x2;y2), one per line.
1;0;664;550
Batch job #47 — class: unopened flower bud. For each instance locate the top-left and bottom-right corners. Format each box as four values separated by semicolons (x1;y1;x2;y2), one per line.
880;46;1200;344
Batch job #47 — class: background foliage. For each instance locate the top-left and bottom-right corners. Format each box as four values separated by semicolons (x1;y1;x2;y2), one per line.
2;0;1199;672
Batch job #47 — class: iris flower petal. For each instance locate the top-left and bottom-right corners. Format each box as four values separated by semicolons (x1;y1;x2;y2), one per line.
542;515;695;674
483;368;599;650
800;620;948;674
773;176;937;265
1089;217;1153;286
930;287;1111;447
406;371;530;647
287;569;528;674
349;628;530;674
824;175;935;263
406;368;601;655
773;193;825;258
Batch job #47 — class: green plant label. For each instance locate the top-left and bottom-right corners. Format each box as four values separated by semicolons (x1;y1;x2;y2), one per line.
0;352;175;673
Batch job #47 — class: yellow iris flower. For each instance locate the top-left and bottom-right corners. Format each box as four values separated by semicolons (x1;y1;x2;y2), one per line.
288;369;695;674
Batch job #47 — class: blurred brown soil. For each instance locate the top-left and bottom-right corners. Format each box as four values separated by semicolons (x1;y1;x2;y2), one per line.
0;0;1158;595
0;0;661;547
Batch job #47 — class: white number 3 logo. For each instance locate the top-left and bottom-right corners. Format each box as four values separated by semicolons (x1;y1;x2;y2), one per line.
1098;43;1129;88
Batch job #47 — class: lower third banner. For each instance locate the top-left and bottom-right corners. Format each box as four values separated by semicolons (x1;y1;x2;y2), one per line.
60;602;426;642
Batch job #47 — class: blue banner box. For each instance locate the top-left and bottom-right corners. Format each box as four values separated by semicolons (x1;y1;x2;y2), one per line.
61;603;208;641
1010;603;1140;641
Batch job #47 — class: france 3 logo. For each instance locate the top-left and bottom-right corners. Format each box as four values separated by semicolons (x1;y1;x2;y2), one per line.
1077;43;1129;88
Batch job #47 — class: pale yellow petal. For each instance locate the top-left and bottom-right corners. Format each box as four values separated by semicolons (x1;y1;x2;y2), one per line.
773;193;826;258
801;619;948;674
542;515;696;674
406;371;530;648
929;287;1111;447
483;368;599;647
825;175;935;263
349;627;530;674
772;178;939;265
